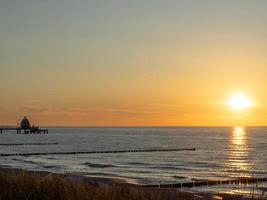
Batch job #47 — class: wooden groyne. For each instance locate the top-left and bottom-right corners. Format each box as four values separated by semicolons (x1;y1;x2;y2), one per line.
0;142;59;146
143;177;267;189
0;148;196;157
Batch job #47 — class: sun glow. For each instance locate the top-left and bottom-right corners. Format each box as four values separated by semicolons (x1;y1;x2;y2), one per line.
228;94;252;111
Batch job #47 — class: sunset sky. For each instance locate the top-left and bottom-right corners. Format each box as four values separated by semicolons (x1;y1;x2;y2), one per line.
0;0;266;126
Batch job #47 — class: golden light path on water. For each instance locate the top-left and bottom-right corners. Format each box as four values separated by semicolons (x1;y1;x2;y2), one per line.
233;127;246;146
228;126;251;176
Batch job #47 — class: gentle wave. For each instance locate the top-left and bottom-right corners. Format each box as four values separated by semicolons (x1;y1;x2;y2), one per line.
172;175;187;180
84;162;115;168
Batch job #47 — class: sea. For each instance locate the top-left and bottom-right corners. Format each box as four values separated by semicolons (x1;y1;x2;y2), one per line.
0;127;267;196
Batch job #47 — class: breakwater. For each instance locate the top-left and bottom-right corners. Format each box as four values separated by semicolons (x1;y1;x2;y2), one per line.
0;148;196;157
0;142;59;146
143;177;267;188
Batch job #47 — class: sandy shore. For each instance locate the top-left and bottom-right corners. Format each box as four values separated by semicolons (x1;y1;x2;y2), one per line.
0;166;204;200
0;166;248;200
0;166;131;186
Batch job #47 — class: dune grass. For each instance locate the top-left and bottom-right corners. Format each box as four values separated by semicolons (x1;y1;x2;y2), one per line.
0;169;197;200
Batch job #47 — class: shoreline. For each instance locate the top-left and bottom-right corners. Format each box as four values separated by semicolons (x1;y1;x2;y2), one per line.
0;166;250;200
0;166;132;186
0;166;204;200
0;166;222;200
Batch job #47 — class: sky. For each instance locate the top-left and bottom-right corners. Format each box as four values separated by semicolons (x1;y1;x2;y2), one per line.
0;0;267;126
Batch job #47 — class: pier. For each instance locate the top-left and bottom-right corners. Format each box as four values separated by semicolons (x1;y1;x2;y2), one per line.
0;127;48;134
0;117;48;134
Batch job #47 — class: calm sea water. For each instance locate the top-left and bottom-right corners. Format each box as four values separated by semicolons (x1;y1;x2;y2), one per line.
0;127;267;194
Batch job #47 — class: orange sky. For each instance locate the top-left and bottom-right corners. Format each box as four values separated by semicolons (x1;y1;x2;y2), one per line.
0;1;266;126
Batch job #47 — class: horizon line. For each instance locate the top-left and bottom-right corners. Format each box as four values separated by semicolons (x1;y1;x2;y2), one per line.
20;125;267;128
1;125;267;128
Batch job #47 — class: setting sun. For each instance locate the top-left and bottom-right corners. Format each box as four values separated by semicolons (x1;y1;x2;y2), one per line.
1;1;267;199
228;94;252;111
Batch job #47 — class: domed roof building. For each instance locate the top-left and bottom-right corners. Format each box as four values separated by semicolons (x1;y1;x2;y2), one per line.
20;116;31;129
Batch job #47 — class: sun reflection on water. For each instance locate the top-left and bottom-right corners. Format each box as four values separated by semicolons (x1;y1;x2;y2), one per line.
228;126;251;175
232;126;246;146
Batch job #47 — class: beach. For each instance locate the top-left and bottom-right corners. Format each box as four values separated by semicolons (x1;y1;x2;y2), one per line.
0;167;205;200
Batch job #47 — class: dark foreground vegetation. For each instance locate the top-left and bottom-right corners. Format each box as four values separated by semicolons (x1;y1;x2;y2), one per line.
0;169;197;200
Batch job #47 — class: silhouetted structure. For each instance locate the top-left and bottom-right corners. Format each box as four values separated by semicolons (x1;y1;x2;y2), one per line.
20;117;31;129
0;116;48;134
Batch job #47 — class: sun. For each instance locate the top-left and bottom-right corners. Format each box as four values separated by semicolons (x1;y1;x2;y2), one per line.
228;94;252;111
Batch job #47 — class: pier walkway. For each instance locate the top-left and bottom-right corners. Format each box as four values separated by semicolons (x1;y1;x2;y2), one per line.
0;127;48;134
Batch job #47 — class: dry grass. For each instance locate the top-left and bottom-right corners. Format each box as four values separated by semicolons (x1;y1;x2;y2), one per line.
0;169;196;200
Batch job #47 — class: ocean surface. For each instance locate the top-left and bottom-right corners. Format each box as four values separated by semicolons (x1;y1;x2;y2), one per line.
0;127;267;195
